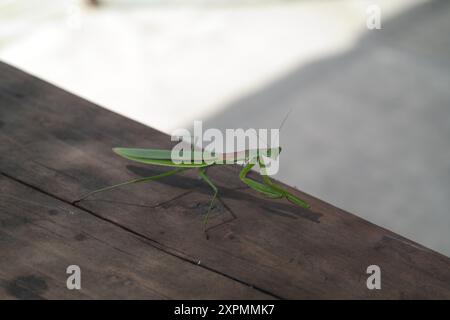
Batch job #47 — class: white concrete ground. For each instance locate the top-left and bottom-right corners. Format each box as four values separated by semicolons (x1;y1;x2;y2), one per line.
1;0;449;256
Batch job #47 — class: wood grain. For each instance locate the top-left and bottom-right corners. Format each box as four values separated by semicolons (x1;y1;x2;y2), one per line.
0;175;271;299
0;61;449;299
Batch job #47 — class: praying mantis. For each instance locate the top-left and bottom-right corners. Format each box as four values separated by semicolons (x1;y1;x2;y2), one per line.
75;114;310;233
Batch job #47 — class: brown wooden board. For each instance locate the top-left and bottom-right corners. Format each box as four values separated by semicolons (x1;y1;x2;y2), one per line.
0;175;271;299
0;62;449;299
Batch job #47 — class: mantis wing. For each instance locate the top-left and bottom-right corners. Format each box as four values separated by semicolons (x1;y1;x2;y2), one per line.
113;148;216;168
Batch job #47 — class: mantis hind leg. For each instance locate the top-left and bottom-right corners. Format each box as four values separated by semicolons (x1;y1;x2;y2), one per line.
75;167;190;203
197;167;218;234
239;161;283;199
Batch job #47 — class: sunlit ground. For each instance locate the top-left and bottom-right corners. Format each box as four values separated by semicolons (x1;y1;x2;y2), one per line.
0;0;420;131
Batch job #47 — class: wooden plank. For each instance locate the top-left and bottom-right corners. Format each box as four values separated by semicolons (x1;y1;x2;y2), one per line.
0;174;271;299
0;61;449;299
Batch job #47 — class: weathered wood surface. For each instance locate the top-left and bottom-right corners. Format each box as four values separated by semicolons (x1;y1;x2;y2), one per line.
0;61;449;299
0;175;271;299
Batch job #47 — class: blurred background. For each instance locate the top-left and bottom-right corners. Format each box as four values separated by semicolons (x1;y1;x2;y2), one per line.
1;0;449;256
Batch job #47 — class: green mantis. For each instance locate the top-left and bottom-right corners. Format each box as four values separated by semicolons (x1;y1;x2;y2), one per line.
76;144;310;232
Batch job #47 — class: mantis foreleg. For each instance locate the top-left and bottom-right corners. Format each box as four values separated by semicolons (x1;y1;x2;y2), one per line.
258;157;310;208
239;161;283;198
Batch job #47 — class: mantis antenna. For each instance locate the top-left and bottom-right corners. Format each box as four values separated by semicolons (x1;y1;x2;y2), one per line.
278;107;293;133
273;107;293;145
254;107;293;178
257;107;293;149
